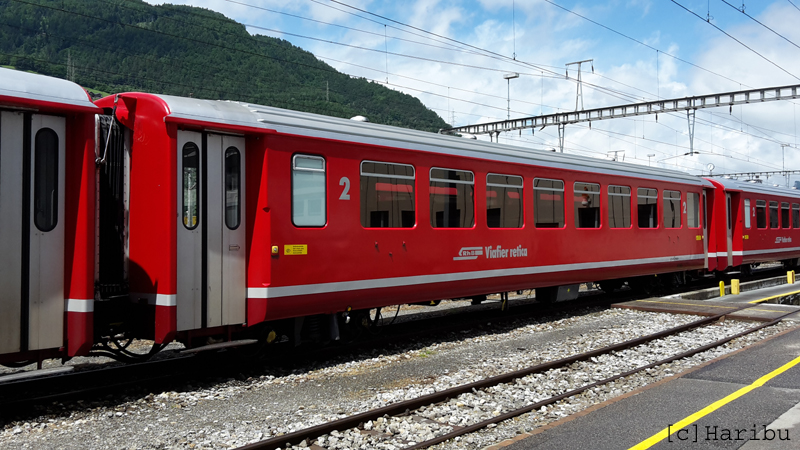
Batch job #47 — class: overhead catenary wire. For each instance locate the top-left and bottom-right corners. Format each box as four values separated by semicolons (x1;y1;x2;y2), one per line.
670;0;800;81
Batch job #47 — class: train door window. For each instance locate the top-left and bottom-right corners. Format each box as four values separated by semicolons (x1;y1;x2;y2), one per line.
769;201;779;228
534;178;565;228
33;128;59;232
292;154;326;227
574;182;600;228
744;199;751;229
756;200;767;228
782;202;791;229
607;185;631;228
727;195;732;231
360;161;415;228
663;190;681;228
794;204;800;228
637;188;658;228
687;192;700;228
182;142;200;230
486;173;523;228
224;147;241;230
430;168;474;228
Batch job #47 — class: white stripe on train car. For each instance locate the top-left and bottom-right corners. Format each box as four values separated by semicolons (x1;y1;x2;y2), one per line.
65;299;94;313
129;293;178;307
248;254;706;299
742;246;800;256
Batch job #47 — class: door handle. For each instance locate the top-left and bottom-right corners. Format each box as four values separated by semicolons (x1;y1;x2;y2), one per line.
229;244;240;251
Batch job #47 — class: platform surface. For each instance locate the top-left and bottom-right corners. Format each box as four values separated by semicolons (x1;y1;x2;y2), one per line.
496;326;800;450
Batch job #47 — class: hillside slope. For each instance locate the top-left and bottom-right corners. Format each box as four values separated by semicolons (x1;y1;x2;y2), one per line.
0;0;448;131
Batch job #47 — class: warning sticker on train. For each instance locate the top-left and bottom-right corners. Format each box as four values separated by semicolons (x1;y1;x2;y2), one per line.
284;245;308;255
454;245;528;260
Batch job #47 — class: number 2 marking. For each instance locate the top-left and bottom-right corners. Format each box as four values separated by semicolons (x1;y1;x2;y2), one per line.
339;177;351;200
683;201;687;214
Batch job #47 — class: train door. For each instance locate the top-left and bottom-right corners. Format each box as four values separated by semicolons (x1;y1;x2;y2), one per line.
176;131;246;331
702;190;708;269
726;193;733;267
0;112;65;354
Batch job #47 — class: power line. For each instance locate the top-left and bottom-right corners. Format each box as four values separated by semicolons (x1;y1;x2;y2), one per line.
720;0;800;51
670;0;800;81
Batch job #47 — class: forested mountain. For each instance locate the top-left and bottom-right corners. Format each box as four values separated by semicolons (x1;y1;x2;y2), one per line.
0;0;449;131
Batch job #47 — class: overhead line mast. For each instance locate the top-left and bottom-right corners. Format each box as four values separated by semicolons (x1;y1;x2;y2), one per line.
441;84;800;153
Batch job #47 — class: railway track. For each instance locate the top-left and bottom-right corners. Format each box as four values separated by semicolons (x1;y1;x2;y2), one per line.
235;303;798;450
0;267;787;414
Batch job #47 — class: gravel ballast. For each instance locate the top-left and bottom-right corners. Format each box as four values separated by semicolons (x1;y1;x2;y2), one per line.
0;308;795;450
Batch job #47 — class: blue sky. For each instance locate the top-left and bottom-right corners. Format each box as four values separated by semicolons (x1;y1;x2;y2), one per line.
148;0;800;182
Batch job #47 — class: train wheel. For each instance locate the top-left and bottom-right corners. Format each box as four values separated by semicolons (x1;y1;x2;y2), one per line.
596;279;625;293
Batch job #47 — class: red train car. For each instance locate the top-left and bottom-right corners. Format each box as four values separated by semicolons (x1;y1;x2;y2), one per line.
0;68;101;366
92;91;715;348
707;178;800;273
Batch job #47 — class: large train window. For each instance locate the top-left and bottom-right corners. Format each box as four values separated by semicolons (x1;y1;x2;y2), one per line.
361;161;415;228
430;168;474;228
687;192;700;228
782;202;791;229
637;188;658;228
756;200;767;228
292;154;326;227
608;185;631;228
663;190;681;228
794;204;800;228
744;199;751;229
769;201;779;228
487;174;523;228
534;178;565;228
224;147;241;230
33;128;59;232
574;182;600;228
182;142;199;230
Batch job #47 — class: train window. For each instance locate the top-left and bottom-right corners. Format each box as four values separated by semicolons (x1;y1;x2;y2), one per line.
756;200;767;228
637;188;658;228
224;147;241;230
487;173;523;228
292;154;326;227
687;192;700;228
608;185;631;228
770;201;779;228
430;168;474;228
744;199;751;229
782;202;791;229
33;128;59;232
182;142;199;230
361;161;415;228
794;204;800;228
663;191;681;228
574;182;600;228
534;178;565;228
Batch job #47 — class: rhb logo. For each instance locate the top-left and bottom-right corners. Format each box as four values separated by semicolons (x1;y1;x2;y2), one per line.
453;247;483;260
776;237;793;244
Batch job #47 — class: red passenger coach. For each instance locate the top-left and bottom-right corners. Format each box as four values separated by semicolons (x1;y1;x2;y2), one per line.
94;91;715;348
707;178;800;272
0;68;101;365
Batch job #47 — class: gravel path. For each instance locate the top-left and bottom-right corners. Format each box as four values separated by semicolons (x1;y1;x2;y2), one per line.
1;308;794;450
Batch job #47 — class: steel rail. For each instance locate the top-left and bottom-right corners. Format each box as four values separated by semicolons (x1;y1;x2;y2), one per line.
404;309;799;449
237;306;755;450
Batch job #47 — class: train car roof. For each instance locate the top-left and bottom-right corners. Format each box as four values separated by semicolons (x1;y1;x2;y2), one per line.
136;93;714;188
0;67;99;112
708;176;800;199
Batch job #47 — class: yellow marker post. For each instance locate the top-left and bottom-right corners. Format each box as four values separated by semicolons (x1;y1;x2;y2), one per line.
719;281;725;297
789;271;796;284
731;279;740;295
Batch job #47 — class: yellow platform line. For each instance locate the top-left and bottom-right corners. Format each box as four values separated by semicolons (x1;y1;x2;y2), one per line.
628;353;800;450
747;288;800;304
